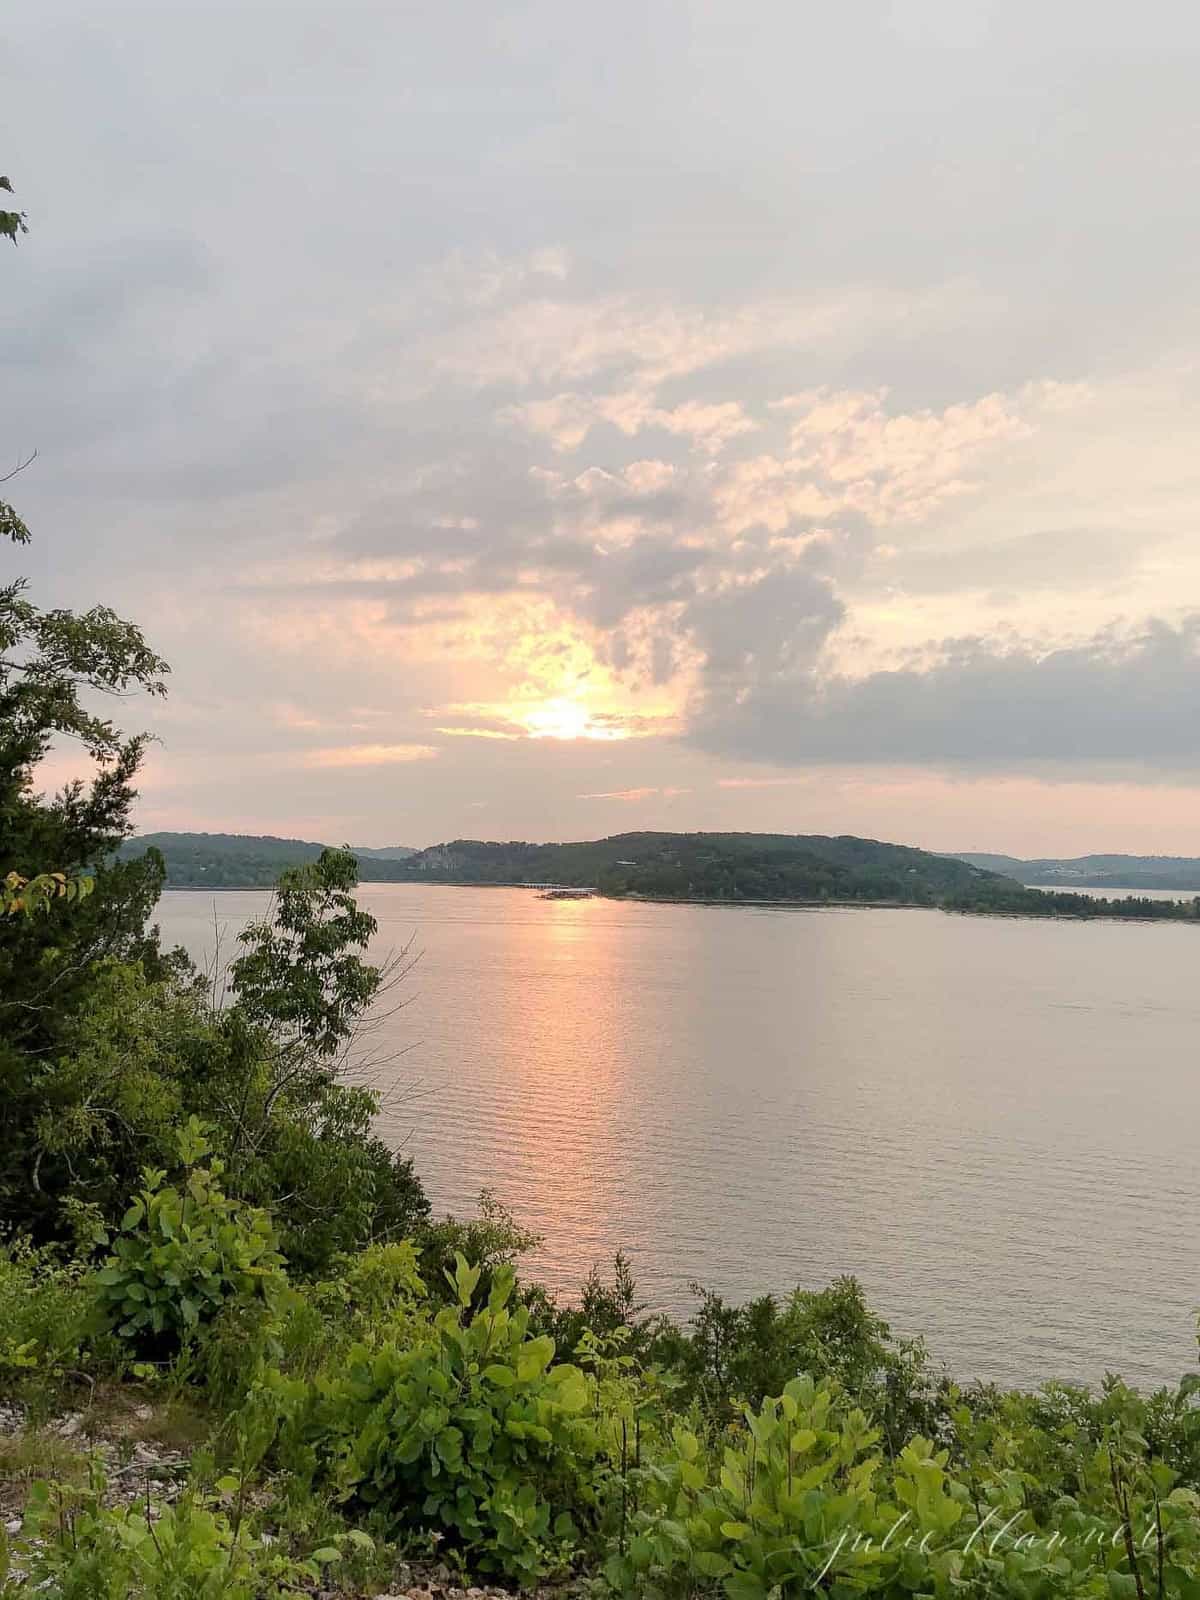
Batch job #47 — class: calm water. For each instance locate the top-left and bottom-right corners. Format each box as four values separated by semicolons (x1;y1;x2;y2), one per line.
156;885;1200;1390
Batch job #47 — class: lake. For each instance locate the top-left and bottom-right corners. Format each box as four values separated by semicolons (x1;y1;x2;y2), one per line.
155;885;1200;1391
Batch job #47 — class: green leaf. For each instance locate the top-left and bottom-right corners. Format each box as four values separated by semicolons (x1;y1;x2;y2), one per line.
516;1334;555;1381
311;1546;342;1564
724;1571;767;1600
695;1551;734;1578
720;1520;751;1540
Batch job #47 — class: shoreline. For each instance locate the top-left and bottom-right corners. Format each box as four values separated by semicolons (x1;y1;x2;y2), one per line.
157;880;1198;923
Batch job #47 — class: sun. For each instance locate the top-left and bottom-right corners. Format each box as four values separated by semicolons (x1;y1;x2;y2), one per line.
518;697;627;742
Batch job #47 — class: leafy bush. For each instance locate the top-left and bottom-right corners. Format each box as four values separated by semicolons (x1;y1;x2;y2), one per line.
275;1253;605;1583
93;1119;284;1357
604;1373;1200;1599
644;1275;943;1447
605;1376;949;1597
417;1188;542;1307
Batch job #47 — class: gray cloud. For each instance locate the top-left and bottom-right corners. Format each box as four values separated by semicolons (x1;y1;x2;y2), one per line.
691;617;1200;769
864;526;1170;600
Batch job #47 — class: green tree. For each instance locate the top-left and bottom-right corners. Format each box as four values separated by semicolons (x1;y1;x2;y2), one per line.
216;847;429;1271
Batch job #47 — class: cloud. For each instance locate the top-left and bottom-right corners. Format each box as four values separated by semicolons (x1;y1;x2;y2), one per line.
507;389;757;455
712;385;1076;536
863;525;1166;600
300;744;440;769
691;616;1200;770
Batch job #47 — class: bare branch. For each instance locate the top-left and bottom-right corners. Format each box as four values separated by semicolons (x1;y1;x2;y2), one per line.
0;447;37;485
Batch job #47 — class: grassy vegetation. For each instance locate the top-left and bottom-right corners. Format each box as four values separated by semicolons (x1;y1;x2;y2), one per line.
4;1193;1200;1598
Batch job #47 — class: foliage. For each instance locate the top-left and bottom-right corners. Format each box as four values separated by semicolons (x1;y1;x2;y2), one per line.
9;1462;364;1600
648;1277;943;1449
93;1120;285;1357
604;1373;1200;1599
1;867;94;916
229;845;382;1059
12;932;429;1273
214;846;429;1272
418;1189;544;1307
0;1243;101;1403
532;1252;651;1358
5;1225;1200;1597
272;1253;605;1583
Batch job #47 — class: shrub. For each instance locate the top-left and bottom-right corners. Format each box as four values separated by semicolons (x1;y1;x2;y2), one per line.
605;1377;966;1597
650;1275;943;1446
279;1254;604;1583
417;1189;542;1306
605;1374;1200;1599
93;1119;284;1358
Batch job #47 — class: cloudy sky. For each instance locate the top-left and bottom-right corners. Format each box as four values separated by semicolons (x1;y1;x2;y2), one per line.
7;0;1200;854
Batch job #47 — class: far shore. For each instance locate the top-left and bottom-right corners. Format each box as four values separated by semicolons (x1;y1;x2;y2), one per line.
159;880;1198;923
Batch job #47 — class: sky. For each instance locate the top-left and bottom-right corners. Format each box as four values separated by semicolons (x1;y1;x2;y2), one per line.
7;0;1200;856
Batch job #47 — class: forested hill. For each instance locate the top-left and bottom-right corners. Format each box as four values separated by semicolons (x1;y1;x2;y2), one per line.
949;850;1200;891
391;834;1200;918
117;832;416;887
393;831;1003;903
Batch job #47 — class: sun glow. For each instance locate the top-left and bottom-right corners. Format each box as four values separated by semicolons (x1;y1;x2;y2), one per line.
517;697;630;741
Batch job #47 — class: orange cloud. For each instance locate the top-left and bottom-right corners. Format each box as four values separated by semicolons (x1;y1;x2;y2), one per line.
300;744;438;768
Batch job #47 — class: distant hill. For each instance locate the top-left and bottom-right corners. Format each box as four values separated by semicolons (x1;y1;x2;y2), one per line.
948;852;1200;891
118;832;416;888
390;834;1200;918
392;832;1006;904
